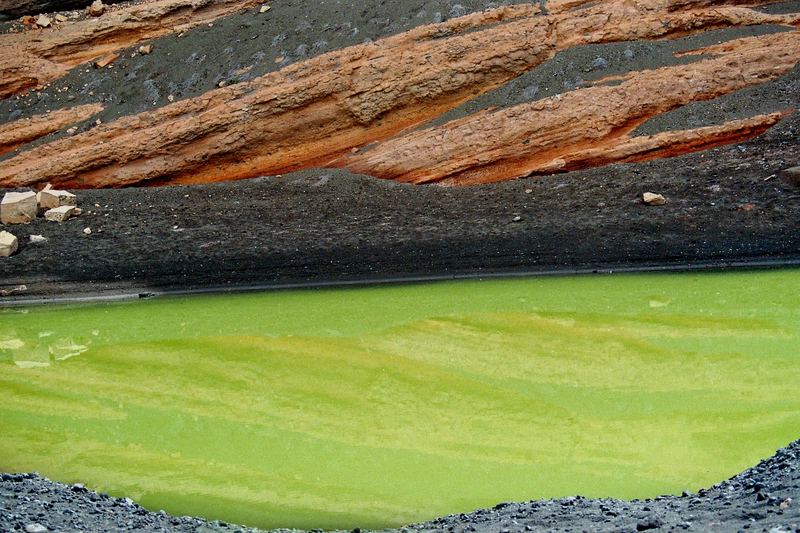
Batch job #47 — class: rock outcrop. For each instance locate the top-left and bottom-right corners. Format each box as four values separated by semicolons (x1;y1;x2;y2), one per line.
0;104;103;156
341;32;798;185
0;0;262;98
0;0;126;21
0;0;797;188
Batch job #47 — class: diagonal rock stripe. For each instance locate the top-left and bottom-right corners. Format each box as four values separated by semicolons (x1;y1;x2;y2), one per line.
0;0;796;188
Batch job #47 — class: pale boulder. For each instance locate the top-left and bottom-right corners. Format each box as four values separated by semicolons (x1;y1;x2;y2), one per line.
0;231;18;257
1;191;37;224
642;192;667;206
38;189;77;210
44;205;78;223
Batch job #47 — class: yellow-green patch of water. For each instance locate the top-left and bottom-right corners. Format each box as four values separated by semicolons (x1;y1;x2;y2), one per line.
1;270;799;529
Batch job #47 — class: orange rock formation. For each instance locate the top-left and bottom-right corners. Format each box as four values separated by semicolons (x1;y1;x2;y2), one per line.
0;0;797;188
0;103;103;156
0;0;261;98
342;32;799;184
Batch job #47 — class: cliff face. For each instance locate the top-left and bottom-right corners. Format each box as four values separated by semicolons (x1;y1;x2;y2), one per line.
0;0;261;99
0;0;797;188
0;0;131;21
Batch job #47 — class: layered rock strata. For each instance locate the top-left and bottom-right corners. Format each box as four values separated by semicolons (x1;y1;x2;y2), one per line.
0;104;102;156
0;0;262;99
0;0;127;21
0;0;797;188
341;32;799;185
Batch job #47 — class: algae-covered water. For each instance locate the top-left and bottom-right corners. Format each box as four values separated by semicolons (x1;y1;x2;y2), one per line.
1;270;799;530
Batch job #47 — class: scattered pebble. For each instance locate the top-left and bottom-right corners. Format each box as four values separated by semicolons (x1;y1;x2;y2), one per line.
35;15;51;28
24;524;47;533
83;227;92;235
138;44;152;55
94;53;119;69
259;4;271;13
29;235;47;244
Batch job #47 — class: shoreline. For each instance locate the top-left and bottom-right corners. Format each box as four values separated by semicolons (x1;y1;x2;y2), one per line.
3;256;800;307
2;438;799;532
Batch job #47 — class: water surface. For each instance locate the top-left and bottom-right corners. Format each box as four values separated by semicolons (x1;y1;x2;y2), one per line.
1;270;799;529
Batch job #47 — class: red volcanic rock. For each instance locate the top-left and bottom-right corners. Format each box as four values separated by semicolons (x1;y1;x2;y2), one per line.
342;32;799;185
0;104;103;156
0;0;262;99
0;0;797;188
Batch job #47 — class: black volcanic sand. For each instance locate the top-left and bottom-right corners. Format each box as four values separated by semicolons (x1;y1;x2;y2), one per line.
2;439;799;532
0;1;799;300
0;0;800;305
2;106;799;300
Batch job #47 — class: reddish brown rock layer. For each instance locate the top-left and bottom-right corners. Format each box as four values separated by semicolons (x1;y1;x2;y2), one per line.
0;103;103;156
0;0;797;188
342;32;800;185
0;0;127;21
0;0;262;99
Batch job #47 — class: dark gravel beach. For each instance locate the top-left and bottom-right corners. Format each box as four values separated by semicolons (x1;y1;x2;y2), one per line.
2;439;799;532
2;109;800;301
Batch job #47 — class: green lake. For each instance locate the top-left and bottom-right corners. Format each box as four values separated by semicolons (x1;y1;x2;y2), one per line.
1;270;799;530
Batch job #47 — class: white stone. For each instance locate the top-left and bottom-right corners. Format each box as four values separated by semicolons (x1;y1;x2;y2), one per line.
35;14;51;27
37;189;77;210
259;4;271;12
29;234;47;244
25;524;47;533
83;227;92;235
44;205;77;223
0;231;18;257
1;191;37;224
642;192;667;206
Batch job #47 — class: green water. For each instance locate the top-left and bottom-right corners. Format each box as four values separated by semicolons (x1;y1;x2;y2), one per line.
1;270;799;530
